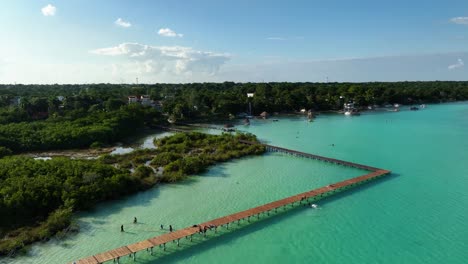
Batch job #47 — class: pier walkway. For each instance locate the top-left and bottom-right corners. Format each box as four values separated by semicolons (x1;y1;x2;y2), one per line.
71;132;391;264
239;140;381;171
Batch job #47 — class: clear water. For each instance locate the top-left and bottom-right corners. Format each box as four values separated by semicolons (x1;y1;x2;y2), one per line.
3;102;468;264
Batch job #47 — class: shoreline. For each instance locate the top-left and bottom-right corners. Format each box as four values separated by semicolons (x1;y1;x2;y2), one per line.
0;132;265;257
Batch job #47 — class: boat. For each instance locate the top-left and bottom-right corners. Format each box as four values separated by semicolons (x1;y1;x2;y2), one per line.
343;101;360;116
311;204;318;209
410;106;419;111
420;104;426;109
345;109;361;116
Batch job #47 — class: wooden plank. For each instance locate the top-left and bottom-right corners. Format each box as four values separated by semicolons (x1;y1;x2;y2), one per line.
74;255;99;264
94;251;116;263
127;240;154;253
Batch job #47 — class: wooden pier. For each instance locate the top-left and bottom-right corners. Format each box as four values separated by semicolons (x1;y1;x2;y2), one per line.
70;138;391;264
239;140;381;171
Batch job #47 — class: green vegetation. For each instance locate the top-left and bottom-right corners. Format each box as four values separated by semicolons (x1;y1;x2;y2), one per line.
152;132;265;182
2;82;468;124
0;104;161;153
0;156;142;256
0;132;264;256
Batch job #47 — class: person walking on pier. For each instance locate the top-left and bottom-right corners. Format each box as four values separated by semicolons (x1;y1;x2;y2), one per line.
121;225;124;232
169;225;173;232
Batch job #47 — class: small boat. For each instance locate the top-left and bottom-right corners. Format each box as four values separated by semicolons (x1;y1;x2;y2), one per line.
311;204;318;209
410;106;419;111
420;104;426;109
345;110;360;116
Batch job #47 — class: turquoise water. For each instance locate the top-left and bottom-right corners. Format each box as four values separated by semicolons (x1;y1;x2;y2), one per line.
3;102;468;264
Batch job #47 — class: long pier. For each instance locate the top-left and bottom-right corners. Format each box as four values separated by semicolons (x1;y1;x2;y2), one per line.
71;135;391;264
239;140;381;171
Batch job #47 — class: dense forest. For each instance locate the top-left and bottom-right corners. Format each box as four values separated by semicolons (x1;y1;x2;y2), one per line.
0;132;263;256
1;82;468;121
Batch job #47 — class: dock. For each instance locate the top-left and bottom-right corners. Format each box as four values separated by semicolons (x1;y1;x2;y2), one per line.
70;138;391;264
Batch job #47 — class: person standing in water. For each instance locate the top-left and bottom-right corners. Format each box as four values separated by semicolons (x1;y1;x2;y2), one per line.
133;217;137;224
121;225;124;232
169;225;173;232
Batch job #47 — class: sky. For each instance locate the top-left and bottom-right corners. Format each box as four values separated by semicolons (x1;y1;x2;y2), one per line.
1;0;468;84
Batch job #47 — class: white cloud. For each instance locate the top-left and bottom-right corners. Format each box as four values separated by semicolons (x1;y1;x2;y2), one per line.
115;18;131;28
158;28;183;37
90;43;230;78
266;37;286;40
450;17;468;25
41;4;56;16
448;58;464;70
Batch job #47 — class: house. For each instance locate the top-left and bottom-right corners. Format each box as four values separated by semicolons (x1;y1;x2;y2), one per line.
140;95;152;106
128;96;139;104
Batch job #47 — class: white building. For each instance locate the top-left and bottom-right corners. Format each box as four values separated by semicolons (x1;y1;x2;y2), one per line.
140;95;152;106
128;96;138;104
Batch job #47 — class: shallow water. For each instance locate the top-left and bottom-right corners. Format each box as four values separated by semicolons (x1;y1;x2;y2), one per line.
3;102;468;264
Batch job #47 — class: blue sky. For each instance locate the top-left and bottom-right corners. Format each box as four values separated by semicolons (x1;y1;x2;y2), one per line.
1;0;468;83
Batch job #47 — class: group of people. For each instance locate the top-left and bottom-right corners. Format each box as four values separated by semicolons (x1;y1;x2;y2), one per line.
120;217;174;233
196;224;216;234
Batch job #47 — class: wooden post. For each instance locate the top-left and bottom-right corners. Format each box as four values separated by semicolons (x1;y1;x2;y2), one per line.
133;252;136;261
163;243;166;251
177;239;180;247
150;247;153;255
190;235;193;242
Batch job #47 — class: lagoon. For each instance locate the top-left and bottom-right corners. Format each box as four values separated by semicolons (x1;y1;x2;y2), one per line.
3;102;468;264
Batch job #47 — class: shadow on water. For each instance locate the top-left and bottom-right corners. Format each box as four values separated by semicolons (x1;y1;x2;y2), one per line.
75;187;162;222
118;173;398;263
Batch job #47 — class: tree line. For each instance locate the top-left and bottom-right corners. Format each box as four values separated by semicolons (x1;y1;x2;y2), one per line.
1;82;467;122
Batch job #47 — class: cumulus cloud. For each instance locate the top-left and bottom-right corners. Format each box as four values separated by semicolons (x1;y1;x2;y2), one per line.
450;17;468;25
448;58;464;70
115;18;131;28
90;43;230;77
41;4;57;16
158;28;183;37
